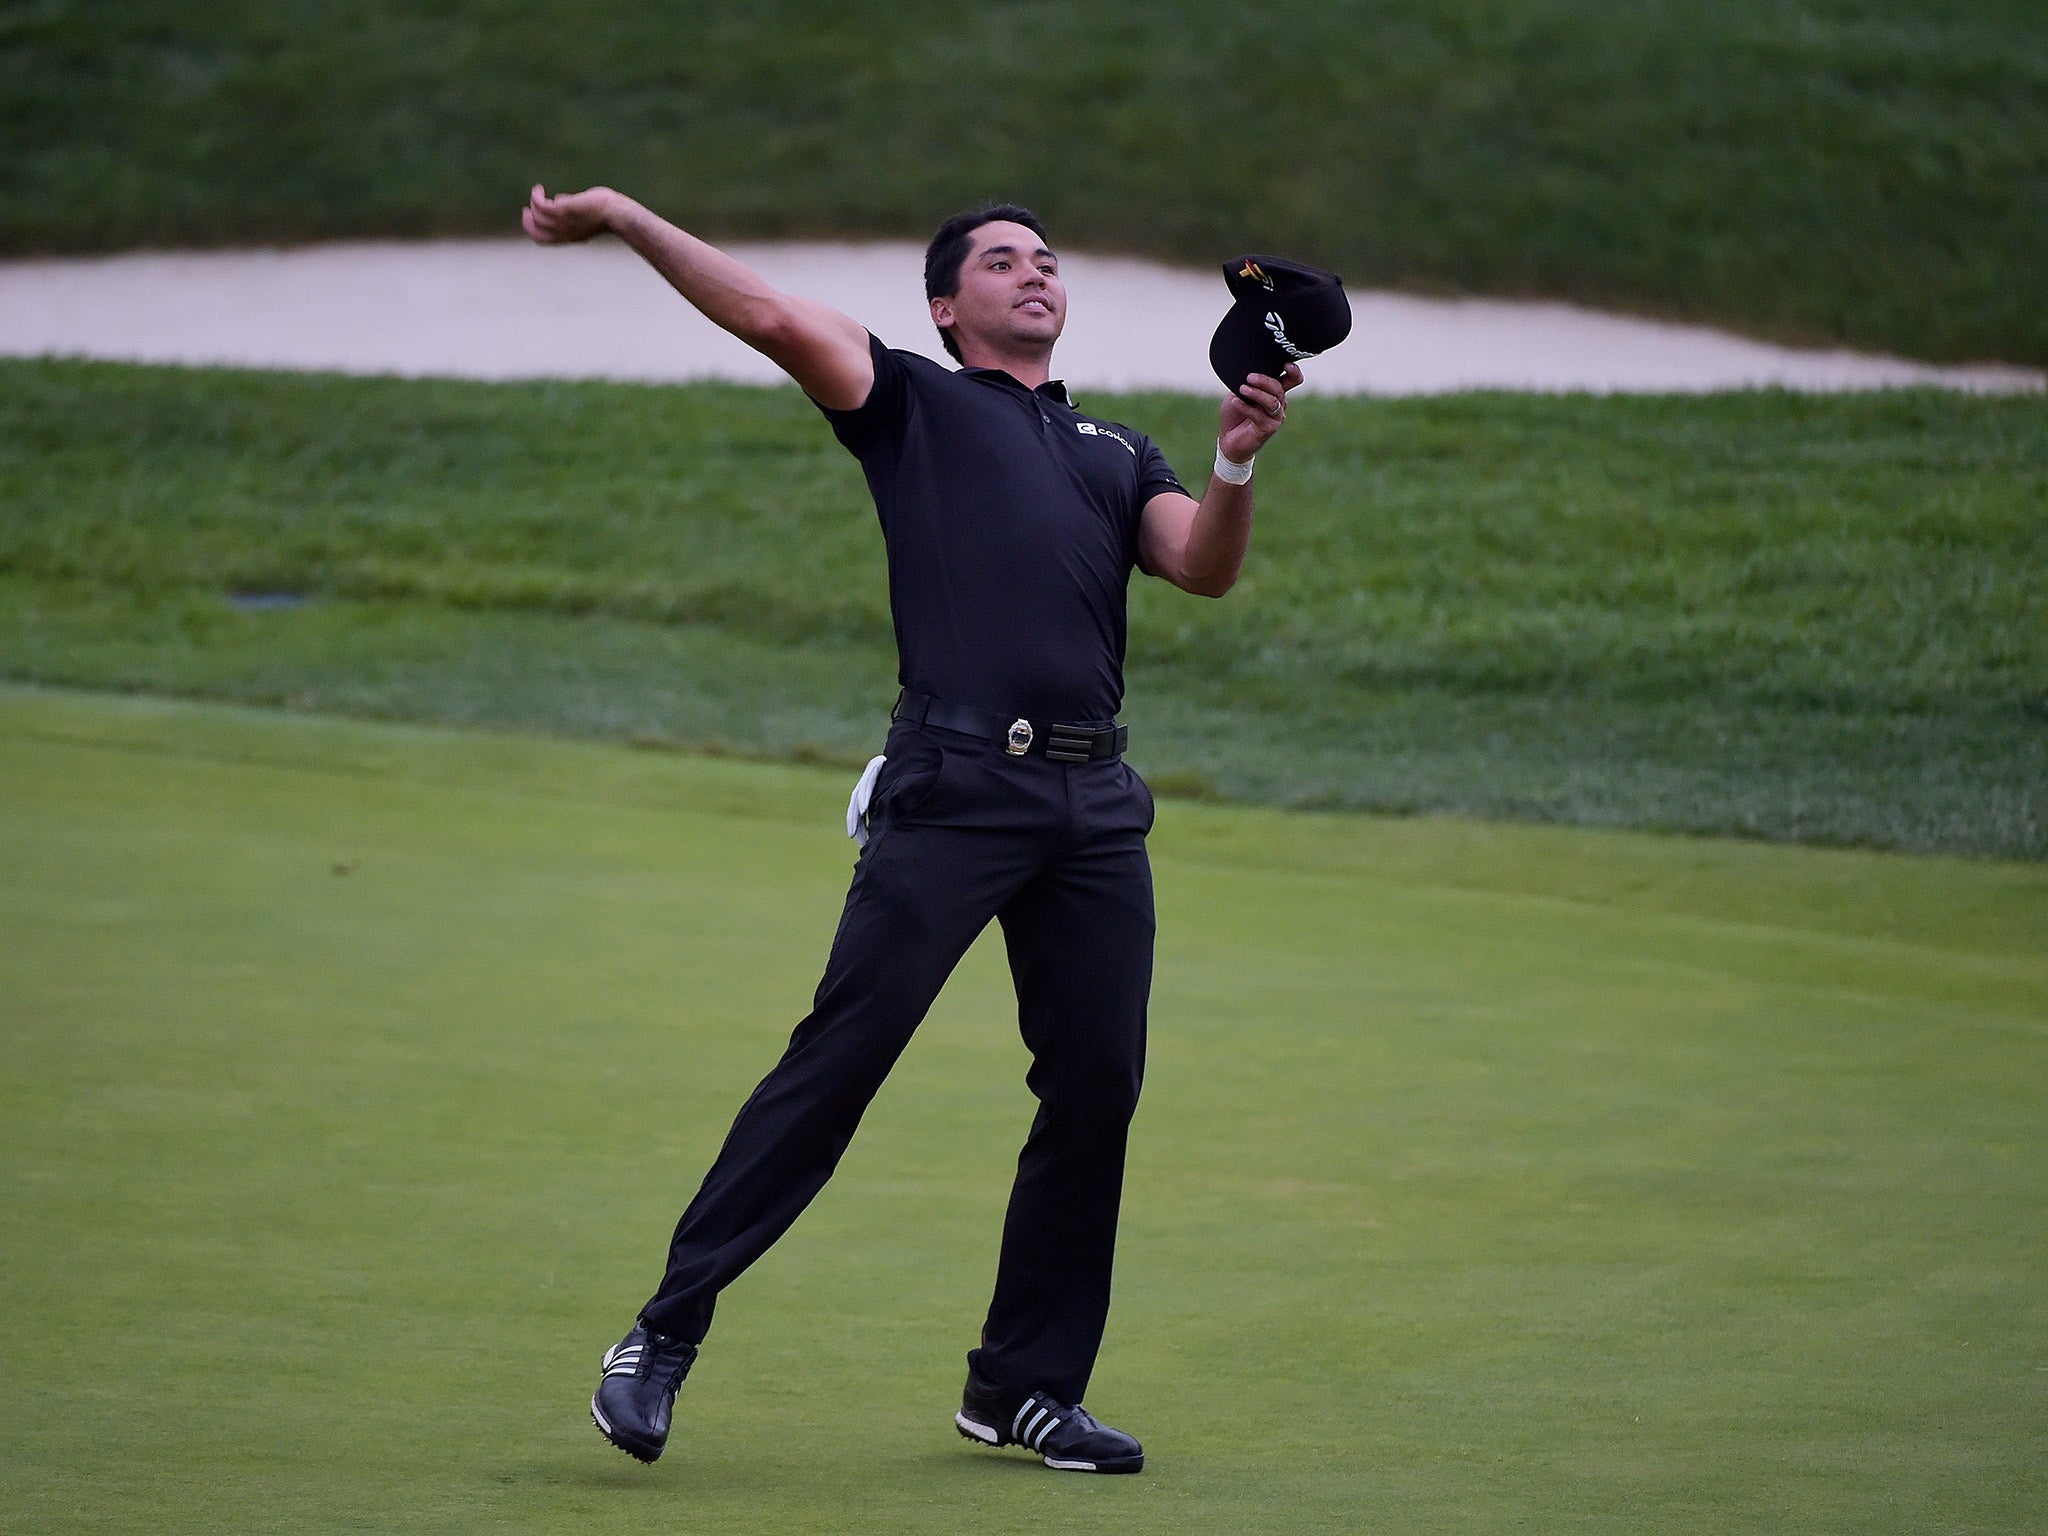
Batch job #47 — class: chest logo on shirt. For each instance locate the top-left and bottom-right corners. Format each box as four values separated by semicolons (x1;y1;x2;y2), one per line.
1075;421;1136;456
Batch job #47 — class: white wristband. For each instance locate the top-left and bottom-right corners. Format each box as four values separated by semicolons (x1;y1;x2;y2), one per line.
1214;442;1254;485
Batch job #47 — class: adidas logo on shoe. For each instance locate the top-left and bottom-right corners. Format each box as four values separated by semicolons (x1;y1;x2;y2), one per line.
955;1384;1144;1474
591;1322;697;1463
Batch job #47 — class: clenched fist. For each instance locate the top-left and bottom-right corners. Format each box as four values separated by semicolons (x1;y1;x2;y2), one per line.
522;184;620;245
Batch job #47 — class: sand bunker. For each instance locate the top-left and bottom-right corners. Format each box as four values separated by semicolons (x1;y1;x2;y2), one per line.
1;239;2036;396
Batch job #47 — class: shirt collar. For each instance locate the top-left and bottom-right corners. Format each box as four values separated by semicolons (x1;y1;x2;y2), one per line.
961;366;1073;408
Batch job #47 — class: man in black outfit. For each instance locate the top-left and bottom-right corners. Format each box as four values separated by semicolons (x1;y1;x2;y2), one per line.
522;184;1300;1475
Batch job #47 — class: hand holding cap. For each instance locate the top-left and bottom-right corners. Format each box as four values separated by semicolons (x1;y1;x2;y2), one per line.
1208;255;1353;395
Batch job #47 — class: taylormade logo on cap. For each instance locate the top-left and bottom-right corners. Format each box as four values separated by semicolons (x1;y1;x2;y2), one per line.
1210;252;1352;393
1263;310;1315;361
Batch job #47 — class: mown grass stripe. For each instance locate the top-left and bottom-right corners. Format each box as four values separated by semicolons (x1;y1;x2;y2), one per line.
4;361;2042;856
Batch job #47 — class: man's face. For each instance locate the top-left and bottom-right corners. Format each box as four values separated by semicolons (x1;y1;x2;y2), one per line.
931;220;1066;361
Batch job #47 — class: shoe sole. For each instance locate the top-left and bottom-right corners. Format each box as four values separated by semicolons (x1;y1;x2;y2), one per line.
1046;1453;1144;1473
955;1412;1143;1474
955;1411;1003;1446
592;1394;663;1464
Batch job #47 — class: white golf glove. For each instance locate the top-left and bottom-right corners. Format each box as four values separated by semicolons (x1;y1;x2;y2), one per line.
846;754;887;846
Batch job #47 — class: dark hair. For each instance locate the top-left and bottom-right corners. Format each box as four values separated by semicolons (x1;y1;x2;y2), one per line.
924;202;1049;362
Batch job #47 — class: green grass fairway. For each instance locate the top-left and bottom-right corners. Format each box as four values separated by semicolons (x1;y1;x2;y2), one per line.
3;684;2043;1533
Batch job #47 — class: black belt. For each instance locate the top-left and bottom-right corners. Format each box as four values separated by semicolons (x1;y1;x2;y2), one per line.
892;689;1127;763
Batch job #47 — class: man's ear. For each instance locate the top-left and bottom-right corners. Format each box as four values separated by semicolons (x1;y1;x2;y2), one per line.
929;296;955;330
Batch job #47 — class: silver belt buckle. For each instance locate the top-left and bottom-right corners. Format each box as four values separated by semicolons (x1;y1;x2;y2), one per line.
1006;718;1034;756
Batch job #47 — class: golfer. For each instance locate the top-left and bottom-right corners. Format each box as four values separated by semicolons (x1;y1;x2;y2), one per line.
523;184;1299;1474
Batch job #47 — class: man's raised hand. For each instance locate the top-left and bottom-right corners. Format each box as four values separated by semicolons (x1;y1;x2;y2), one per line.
518;182;873;410
1218;362;1304;464
522;184;619;245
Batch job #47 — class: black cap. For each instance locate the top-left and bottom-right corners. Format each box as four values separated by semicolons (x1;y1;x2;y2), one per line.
1208;255;1352;395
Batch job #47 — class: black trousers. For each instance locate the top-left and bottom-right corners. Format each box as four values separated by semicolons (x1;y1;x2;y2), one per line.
639;717;1157;1405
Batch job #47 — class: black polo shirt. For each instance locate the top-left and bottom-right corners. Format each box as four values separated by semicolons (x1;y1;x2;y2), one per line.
815;333;1186;725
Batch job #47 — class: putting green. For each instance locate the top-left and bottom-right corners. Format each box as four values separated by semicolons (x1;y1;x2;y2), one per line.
3;684;2043;1534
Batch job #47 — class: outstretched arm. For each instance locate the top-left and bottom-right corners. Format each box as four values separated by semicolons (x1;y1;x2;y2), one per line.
522;184;874;410
1137;363;1302;597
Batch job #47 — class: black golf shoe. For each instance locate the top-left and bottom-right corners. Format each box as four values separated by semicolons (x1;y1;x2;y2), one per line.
590;1323;697;1463
955;1380;1144;1474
